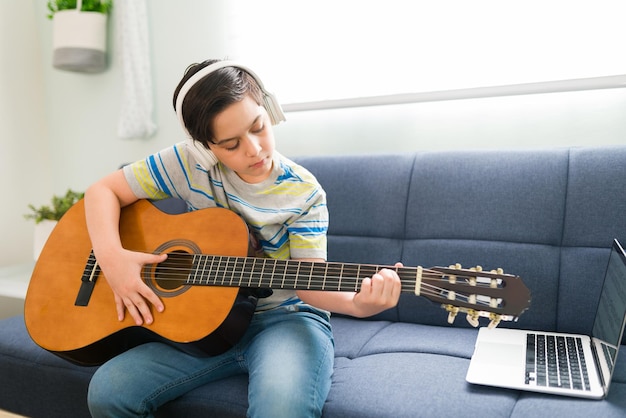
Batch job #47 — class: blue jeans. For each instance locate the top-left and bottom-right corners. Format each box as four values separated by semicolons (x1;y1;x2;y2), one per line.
88;305;334;418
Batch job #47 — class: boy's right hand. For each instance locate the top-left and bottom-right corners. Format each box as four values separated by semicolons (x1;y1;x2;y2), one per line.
99;249;168;326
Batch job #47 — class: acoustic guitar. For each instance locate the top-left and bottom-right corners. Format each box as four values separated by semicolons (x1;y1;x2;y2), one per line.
25;199;531;366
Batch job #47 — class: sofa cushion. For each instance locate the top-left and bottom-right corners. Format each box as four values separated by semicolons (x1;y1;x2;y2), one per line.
0;315;96;417
405;149;568;245
562;146;626;247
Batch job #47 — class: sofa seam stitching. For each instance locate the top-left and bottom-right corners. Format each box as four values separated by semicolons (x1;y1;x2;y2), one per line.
555;148;572;332
400;153;417;261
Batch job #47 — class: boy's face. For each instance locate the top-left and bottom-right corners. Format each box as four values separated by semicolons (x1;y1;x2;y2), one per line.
208;94;276;184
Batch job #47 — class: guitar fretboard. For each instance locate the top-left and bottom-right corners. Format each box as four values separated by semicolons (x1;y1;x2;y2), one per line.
185;254;421;293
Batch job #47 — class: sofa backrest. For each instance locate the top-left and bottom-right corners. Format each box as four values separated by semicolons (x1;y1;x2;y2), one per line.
294;146;626;335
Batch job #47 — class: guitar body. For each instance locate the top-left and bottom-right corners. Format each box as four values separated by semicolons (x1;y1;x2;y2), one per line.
25;200;253;366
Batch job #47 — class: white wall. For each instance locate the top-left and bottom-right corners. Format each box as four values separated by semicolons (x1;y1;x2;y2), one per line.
0;0;51;266
1;0;625;266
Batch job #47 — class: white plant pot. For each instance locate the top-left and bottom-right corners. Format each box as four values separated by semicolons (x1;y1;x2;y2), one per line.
34;220;58;261
52;10;108;73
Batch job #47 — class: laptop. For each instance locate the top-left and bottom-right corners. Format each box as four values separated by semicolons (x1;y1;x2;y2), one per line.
466;239;626;399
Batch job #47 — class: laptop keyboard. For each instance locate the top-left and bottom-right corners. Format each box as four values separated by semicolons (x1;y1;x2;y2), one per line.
525;333;590;390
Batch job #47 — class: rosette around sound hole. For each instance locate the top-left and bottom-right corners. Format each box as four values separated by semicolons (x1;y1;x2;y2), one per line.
144;240;201;297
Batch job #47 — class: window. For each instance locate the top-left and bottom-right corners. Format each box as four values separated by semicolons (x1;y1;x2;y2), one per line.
226;0;626;107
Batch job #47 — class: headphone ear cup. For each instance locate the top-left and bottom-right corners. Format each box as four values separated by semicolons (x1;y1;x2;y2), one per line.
263;92;286;125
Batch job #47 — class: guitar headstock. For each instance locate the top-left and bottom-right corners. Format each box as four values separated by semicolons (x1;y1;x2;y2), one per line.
422;264;531;329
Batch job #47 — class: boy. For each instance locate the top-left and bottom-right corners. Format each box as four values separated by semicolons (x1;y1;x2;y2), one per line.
85;59;401;417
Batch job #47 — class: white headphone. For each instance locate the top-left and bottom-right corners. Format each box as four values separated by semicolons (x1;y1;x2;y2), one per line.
175;60;286;138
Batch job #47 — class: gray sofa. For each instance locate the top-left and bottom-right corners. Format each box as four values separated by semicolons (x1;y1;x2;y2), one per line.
1;146;626;417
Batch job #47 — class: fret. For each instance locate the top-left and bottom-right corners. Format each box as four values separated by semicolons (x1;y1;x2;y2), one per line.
238;257;248;287
294;261;301;289
220;256;230;286
220;257;230;286
247;257;258;287
192;254;203;285
281;259;287;288
202;256;215;284
269;259;277;288
249;258;258;287
258;258;267;287
284;261;299;288
188;255;199;284
245;258;254;287
202;255;211;285
228;257;241;286
339;264;348;291
257;259;267;288
230;257;243;286
196;254;207;285
196;255;207;285
218;256;226;285
324;263;342;291
203;255;213;285
310;262;327;291
227;257;236;286
306;263;314;289
323;263;331;291
207;255;217;285
212;256;220;285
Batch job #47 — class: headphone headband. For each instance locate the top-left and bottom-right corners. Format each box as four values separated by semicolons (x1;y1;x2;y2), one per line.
175;61;286;139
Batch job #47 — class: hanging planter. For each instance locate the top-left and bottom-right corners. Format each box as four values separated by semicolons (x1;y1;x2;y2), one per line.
48;0;113;73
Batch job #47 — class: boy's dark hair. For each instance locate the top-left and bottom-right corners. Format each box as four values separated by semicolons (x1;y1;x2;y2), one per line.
172;59;264;146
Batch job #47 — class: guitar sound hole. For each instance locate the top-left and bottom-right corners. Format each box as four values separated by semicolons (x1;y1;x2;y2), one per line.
153;250;192;291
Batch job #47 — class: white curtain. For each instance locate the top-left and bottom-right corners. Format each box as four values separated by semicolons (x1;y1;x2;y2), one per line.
115;0;156;139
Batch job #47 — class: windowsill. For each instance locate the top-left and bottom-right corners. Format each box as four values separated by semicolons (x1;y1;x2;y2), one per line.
0;262;35;300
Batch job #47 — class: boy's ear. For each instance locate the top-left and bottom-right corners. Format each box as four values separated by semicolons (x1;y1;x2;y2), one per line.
185;138;218;169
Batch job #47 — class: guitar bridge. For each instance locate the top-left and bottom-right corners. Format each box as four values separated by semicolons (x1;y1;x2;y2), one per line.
75;251;100;306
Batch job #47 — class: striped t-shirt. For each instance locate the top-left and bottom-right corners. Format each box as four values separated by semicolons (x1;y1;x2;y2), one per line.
123;141;328;311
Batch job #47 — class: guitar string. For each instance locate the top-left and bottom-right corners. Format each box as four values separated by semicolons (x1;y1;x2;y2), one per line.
84;255;502;309
147;253;505;283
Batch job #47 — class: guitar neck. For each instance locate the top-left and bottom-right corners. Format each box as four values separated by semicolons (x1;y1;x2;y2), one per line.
185;254;421;293
152;252;529;318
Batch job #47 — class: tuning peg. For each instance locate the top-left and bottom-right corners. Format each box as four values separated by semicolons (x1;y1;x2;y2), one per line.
488;314;502;329
447;264;461;283
466;311;480;327
488;268;504;288
445;305;459;324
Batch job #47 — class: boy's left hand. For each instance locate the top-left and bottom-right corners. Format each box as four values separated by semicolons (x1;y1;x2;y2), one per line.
351;263;402;317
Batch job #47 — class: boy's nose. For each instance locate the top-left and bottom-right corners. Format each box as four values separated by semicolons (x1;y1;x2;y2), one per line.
244;135;262;156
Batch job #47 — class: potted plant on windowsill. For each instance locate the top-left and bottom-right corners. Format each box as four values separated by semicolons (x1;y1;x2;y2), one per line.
25;189;84;260
47;0;113;73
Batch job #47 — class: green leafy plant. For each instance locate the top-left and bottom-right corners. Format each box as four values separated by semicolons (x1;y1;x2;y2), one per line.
25;189;84;224
47;0;113;19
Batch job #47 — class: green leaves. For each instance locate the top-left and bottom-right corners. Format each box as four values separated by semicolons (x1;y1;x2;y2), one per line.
25;189;84;223
47;0;113;19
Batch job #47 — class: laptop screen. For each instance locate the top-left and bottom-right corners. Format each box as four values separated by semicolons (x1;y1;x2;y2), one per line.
591;239;626;379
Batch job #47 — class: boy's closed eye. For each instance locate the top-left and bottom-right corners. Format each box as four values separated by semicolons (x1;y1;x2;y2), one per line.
223;139;240;151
